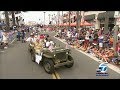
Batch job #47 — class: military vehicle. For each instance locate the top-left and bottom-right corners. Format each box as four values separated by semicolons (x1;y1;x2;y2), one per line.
30;47;74;74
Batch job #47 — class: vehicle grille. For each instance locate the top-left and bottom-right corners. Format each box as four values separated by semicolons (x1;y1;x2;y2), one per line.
56;52;66;60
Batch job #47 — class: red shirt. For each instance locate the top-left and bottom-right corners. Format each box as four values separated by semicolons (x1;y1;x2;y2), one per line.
39;35;45;39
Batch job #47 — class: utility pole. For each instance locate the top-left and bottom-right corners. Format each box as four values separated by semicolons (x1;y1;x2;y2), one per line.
68;11;71;30
62;11;63;24
39;19;40;24
48;14;50;24
104;11;109;34
113;25;119;56
57;11;60;31
0;11;1;23
11;11;16;26
113;11;120;56
44;12;46;31
76;11;80;32
5;11;10;31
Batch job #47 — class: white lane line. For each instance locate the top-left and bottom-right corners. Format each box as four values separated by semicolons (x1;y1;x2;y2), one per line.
10;38;16;44
0;50;5;53
54;36;120;74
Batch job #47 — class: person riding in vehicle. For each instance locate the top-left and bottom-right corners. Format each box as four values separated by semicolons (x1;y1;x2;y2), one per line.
34;39;43;54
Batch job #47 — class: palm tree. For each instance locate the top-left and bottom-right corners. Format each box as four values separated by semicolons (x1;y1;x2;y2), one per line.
68;11;71;30
104;11;109;34
15;11;22;26
4;11;10;30
11;11;16;26
76;11;79;32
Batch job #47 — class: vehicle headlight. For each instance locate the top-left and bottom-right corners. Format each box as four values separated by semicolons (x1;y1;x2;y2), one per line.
66;52;68;54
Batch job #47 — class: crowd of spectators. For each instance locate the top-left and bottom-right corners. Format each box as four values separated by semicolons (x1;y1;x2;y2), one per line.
55;26;120;65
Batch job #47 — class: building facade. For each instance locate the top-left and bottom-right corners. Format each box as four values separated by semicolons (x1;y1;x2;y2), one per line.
61;11;118;31
0;11;24;27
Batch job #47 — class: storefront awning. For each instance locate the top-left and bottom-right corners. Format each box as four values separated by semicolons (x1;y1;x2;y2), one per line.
84;14;95;21
97;11;115;19
70;21;93;26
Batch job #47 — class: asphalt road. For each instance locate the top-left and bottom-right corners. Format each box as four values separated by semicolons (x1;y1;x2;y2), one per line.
47;31;120;79
0;31;120;79
0;32;52;79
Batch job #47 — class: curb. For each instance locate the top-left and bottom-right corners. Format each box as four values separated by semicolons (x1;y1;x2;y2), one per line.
54;36;120;74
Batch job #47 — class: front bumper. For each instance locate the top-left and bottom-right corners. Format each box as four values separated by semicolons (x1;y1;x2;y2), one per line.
54;60;74;68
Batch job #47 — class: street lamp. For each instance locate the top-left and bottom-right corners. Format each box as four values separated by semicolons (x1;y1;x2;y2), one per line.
76;11;81;32
113;11;120;56
39;19;40;24
62;11;63;24
44;12;46;31
48;14;51;24
104;11;109;34
76;11;79;32
57;11;60;31
68;11;71;30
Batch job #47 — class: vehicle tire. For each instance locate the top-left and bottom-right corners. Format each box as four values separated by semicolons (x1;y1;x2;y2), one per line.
65;55;74;68
31;53;35;62
43;58;55;74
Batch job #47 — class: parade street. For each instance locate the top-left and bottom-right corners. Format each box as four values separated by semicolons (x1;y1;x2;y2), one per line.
0;31;120;79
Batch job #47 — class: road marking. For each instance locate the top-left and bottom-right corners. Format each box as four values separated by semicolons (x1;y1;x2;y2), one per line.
52;73;57;79
0;50;5;53
52;71;61;79
54;71;61;79
10;38;16;44
54;36;120;74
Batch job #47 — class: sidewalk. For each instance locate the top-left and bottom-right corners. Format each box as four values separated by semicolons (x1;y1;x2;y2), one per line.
54;36;120;74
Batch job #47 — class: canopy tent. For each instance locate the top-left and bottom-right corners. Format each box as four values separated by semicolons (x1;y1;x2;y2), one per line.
80;21;93;26
56;21;93;27
70;21;93;26
63;22;69;26
59;23;64;26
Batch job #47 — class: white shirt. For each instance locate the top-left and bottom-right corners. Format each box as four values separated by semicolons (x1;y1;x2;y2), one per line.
59;30;61;33
26;37;34;42
75;33;78;37
118;33;120;37
2;33;8;41
99;35;104;39
46;41;50;47
50;41;54;45
67;31;71;38
85;34;89;40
